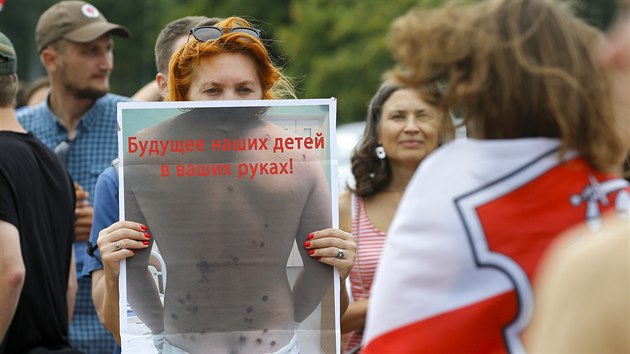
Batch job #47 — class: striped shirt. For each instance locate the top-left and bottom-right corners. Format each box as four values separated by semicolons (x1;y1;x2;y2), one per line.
345;194;387;353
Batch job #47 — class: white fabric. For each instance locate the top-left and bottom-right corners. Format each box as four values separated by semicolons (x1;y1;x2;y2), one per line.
159;332;298;354
269;332;299;354
364;138;564;351
153;331;165;353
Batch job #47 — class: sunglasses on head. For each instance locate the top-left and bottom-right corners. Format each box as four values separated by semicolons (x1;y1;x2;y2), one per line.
189;26;262;43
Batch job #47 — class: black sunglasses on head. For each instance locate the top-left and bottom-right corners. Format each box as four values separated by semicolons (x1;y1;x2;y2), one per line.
189;26;262;43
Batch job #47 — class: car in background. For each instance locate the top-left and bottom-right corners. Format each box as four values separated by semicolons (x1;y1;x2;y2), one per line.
336;121;366;192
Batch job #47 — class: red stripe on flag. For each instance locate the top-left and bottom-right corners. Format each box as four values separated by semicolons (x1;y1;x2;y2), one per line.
364;291;518;354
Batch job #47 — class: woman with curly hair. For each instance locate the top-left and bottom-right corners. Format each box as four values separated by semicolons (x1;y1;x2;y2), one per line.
339;81;453;353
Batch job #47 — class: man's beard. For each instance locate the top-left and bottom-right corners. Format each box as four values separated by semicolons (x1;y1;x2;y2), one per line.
59;65;108;100
64;82;108;100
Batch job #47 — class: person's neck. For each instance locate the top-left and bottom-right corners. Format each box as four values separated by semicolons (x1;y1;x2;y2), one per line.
385;161;420;193
48;85;98;140
0;106;26;133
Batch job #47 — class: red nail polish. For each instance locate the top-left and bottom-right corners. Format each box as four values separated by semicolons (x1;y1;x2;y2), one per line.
308;249;315;255
307;233;314;240
141;225;148;231
132;250;136;254
316;256;321;260
144;233;151;238
304;241;311;248
142;241;149;245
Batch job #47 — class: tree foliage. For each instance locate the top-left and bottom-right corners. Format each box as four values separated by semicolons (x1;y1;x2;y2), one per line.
0;0;621;124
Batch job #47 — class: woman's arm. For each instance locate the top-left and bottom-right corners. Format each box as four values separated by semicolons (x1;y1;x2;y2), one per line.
94;221;151;343
337;191;366;332
341;299;368;333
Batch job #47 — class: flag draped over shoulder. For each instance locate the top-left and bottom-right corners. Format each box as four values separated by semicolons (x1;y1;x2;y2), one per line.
363;138;629;354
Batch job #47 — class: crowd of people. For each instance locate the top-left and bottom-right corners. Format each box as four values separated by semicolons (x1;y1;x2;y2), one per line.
0;0;628;353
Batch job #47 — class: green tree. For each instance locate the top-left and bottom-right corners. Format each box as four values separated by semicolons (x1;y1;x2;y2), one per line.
276;0;449;124
0;0;58;81
0;0;620;115
575;0;618;29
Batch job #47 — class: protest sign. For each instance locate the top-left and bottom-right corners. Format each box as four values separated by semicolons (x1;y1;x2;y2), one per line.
117;99;339;353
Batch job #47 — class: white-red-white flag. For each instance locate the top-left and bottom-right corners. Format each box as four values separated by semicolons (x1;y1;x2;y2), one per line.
363;138;629;354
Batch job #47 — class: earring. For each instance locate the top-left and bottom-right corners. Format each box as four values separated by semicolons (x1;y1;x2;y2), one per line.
375;145;387;160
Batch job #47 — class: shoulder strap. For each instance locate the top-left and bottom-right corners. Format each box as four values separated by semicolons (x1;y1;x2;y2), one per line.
347;193;357;302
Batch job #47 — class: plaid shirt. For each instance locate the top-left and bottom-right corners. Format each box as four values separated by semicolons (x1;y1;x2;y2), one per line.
17;94;128;354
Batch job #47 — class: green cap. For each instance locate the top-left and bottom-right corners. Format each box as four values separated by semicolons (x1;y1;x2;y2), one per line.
0;32;17;75
36;1;130;53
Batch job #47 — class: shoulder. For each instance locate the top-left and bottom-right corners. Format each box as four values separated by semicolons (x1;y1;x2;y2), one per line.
16;102;47;119
16;103;51;129
0;134;20;167
0;133;39;163
0;131;21;147
102;93;131;103
97;165;119;186
93;94;131;116
94;166;119;202
412;138;563;188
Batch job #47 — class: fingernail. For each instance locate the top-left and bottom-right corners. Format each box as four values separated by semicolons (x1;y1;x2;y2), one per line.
304;241;311;248
307;233;314;240
316;256;321;260
141;225;148;231
144;233;151;239
132;250;136;254
308;249;315;255
142;241;149;245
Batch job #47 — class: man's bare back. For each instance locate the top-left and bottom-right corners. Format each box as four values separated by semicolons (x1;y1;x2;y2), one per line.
124;107;332;353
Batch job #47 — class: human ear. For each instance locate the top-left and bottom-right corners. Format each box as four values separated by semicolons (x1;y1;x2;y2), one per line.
156;73;169;99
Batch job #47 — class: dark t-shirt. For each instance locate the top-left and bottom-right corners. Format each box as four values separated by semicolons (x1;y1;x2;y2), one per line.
0;131;76;353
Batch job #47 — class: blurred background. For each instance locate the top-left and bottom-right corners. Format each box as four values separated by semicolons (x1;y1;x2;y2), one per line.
0;0;621;125
0;0;623;189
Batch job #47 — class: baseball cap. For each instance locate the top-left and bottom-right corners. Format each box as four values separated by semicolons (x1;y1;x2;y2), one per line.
0;32;17;75
36;1;130;53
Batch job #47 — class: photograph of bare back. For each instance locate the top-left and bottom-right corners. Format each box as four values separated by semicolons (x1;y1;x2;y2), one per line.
117;100;343;354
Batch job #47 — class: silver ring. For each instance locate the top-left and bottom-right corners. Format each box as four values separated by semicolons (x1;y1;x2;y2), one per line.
335;248;345;260
114;240;121;251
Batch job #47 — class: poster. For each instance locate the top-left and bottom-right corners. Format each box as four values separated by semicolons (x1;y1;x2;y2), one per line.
117;99;339;353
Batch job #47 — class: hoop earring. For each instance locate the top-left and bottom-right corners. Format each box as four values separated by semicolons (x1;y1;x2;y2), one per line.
375;145;387;160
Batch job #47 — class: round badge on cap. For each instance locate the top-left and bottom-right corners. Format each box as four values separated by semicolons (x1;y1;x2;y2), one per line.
81;4;100;18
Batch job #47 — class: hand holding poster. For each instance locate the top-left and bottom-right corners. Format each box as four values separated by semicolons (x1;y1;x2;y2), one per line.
117;99;340;353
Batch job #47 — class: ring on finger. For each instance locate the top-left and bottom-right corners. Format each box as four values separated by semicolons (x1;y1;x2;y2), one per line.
336;248;345;260
115;240;121;251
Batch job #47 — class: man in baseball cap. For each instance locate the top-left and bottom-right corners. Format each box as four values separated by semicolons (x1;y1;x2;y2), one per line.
17;2;130;353
36;0;130;53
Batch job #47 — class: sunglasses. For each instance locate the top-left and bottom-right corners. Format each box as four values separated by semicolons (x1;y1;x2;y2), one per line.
189;26;262;43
